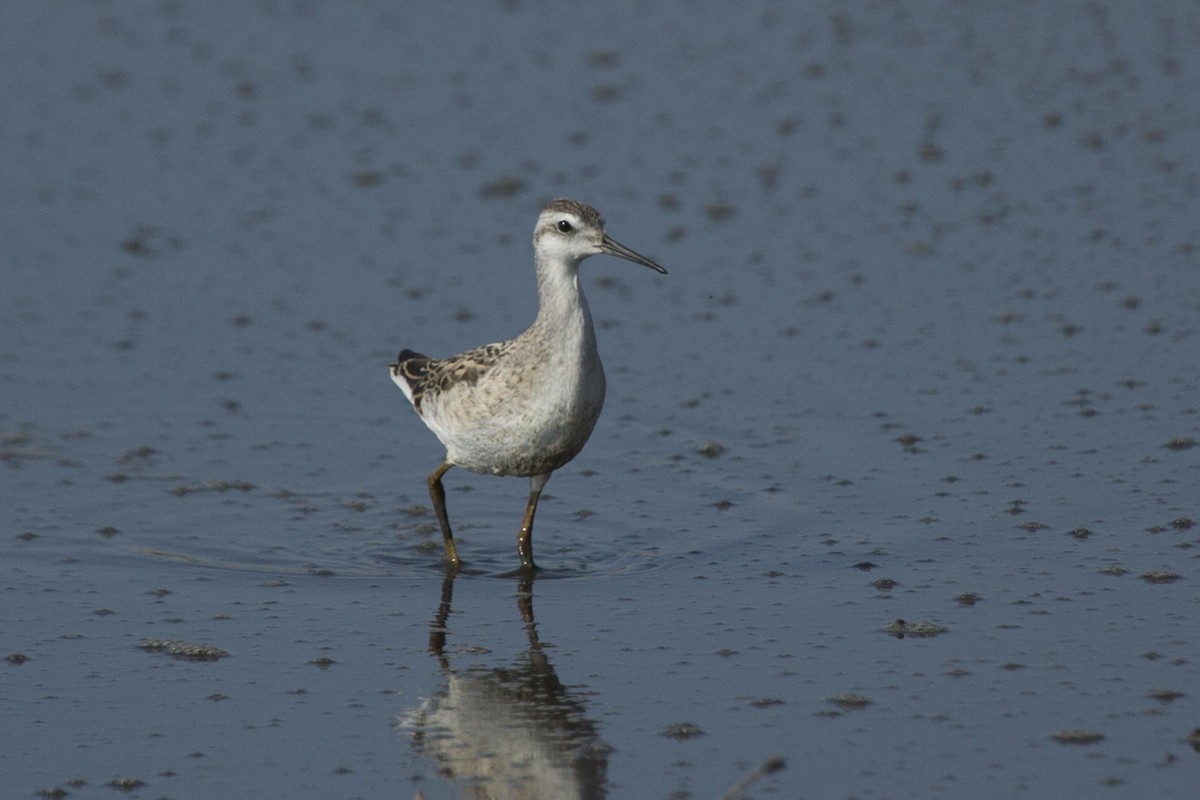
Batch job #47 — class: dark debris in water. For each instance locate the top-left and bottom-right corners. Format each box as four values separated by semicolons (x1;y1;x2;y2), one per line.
116;445;159;467
106;776;147;792
747;697;785;709
1004;499;1028;516
1147;689;1185;704
119;224;182;258
480;175;525;199
884;619;948;638
830;693;872;710
1052;729;1105;745
1147;517;1195;533
1140;571;1182;584
139;639;230;661
660;722;705;740
171;479;256;497
704;202;736;222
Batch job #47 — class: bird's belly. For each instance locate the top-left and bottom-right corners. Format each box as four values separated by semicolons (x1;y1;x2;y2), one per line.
422;367;605;477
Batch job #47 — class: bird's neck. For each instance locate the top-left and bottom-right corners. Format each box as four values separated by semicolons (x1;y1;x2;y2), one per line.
532;255;592;334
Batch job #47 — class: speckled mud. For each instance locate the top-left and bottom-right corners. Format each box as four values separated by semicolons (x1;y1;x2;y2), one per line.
3;3;1199;798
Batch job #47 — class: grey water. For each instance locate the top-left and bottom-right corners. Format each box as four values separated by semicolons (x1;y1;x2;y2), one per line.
3;3;1199;798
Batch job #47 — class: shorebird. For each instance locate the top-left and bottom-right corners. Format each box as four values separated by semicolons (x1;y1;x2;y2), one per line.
390;198;667;572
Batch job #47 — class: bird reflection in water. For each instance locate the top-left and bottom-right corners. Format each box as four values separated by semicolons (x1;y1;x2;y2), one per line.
398;572;610;799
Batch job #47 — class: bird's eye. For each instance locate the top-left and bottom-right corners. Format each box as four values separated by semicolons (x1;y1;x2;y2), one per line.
556;220;573;233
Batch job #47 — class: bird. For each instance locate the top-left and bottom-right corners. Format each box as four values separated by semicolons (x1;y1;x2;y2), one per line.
389;198;667;572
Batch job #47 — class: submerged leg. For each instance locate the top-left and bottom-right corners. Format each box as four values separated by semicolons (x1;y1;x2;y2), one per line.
426;460;460;568
517;473;551;572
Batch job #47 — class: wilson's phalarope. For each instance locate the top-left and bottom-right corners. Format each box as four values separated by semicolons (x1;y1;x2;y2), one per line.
390;198;667;572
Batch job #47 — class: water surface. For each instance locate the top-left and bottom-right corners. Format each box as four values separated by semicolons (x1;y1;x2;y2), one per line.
3;3;1199;798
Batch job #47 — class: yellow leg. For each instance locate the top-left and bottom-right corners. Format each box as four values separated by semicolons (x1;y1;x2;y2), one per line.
426;460;460;568
517;473;550;572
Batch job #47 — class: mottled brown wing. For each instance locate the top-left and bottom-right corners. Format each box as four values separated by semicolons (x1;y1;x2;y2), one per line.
392;349;433;411
394;344;507;413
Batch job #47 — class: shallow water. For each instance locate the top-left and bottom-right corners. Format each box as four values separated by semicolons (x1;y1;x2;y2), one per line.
3;2;1199;798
